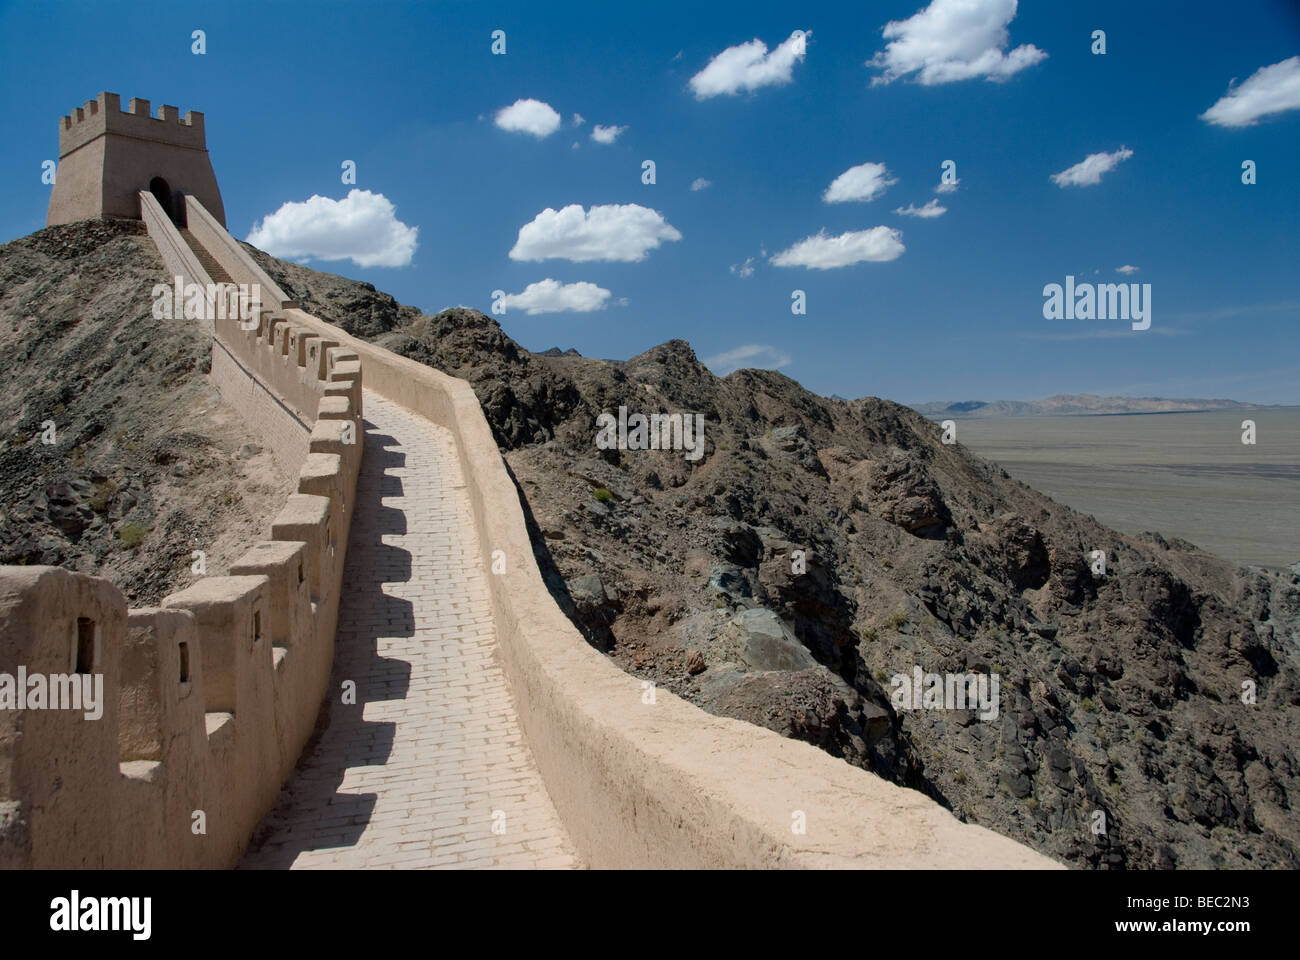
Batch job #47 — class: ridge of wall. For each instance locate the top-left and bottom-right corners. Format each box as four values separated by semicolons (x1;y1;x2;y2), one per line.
0;201;362;868
140;190;212;291
278;310;1060;869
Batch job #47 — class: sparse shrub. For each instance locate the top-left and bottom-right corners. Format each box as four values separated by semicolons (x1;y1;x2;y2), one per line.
884;611;908;630
881;558;893;569
118;523;147;548
872;667;887;681
88;479;118;513
1024;797;1039;811
1081;697;1097;712
593;487;612;502
954;771;967;784
862;627;879;643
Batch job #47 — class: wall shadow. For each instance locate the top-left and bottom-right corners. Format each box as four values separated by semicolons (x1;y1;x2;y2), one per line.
239;419;415;866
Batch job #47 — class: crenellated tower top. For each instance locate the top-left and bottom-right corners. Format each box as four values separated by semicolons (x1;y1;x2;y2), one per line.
58;92;208;157
47;91;225;229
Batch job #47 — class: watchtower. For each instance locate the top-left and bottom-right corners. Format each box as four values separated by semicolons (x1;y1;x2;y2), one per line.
46;92;225;229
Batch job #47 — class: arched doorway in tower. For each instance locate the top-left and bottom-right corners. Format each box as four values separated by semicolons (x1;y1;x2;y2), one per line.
149;176;183;226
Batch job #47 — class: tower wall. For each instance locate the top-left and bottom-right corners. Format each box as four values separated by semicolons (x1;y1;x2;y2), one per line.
46;92;225;228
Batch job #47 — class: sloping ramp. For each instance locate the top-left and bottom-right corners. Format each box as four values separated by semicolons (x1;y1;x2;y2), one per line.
240;391;579;869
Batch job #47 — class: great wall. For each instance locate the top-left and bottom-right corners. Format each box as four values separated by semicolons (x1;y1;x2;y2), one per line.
0;93;1057;869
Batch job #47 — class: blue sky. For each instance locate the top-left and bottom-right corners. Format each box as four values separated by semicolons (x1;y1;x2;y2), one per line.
2;0;1298;404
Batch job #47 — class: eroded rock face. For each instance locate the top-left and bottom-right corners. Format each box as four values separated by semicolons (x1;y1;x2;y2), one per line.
854;454;951;537
251;243;1300;870
564;573;621;651
976;514;1051;591
698;668;892;764
725;608;819;673
1048;545;1097;607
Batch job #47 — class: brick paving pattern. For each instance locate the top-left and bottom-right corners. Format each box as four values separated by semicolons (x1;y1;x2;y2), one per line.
240;391;580;869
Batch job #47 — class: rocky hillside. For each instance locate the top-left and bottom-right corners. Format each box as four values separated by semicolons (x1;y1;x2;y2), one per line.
245;245;1300;870
0;221;292;604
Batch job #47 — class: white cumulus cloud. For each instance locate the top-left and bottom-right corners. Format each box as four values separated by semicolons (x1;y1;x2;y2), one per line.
703;344;792;375
246;189;418;268
869;0;1046;86
590;124;626;144
1200;56;1300;127
771;227;905;269
691;177;713;191
495;98;562;137
1117;264;1140;275
935;178;961;194
895;198;947;218
689;30;809;98
824;162;897;203
509;203;682;262
496;279;612;315
1050;146;1133;187
572;112;585;126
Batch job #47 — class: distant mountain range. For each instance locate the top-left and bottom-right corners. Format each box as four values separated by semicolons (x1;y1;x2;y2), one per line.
909;394;1286;419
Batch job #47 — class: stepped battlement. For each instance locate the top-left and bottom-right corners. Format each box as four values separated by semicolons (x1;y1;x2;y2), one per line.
59;92;207;156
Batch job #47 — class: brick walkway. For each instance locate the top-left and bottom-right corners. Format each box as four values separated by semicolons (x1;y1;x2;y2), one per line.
240;391;580;869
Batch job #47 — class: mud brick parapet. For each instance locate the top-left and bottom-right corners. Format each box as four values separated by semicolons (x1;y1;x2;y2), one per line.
0;203;362;869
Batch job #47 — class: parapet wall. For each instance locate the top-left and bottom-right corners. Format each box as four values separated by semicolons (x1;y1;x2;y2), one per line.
0;202;362;868
277;310;1058;868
